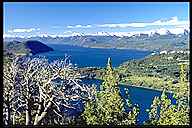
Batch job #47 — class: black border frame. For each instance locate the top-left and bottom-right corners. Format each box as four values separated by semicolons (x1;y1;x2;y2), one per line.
1;0;191;127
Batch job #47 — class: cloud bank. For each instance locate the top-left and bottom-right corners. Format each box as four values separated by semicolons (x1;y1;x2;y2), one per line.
65;16;188;29
8;28;40;33
97;16;189;28
67;25;92;28
5;16;189;38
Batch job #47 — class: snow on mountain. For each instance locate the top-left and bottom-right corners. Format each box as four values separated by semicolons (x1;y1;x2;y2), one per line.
155;28;170;35
89;27;189;37
90;31;145;37
71;32;85;36
38;34;49;38
146;27;189;37
4;27;189;39
166;28;189;35
90;32;112;36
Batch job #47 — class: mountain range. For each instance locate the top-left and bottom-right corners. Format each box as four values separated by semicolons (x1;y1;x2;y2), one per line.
4;28;189;51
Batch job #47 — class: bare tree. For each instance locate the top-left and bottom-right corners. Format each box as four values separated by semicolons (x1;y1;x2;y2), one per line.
3;56;20;125
32;57;95;125
3;55;96;125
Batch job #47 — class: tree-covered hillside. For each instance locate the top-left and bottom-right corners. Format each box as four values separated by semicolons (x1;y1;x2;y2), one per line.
118;51;189;79
115;51;189;98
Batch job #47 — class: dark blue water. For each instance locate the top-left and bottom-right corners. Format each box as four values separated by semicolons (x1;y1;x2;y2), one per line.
33;44;174;124
58;79;176;125
34;44;151;67
119;85;176;124
82;79;176;124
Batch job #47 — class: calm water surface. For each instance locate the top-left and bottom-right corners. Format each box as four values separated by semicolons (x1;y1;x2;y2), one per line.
34;44;151;67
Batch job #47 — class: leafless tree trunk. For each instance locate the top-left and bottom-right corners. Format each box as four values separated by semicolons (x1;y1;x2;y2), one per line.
25;98;32;125
34;97;53;125
7;104;11;125
12;111;16;125
34;92;42;125
4;56;95;125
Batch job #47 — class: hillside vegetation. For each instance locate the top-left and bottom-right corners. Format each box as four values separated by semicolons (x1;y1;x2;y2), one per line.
116;52;189;96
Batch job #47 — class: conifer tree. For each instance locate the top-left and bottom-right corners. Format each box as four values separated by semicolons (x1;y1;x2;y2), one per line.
146;62;190;125
101;57;119;92
146;89;189;125
175;63;189;107
83;57;139;125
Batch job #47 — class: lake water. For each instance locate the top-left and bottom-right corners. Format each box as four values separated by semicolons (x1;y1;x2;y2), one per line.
59;79;175;125
33;44;175;124
80;79;176;125
120;85;176;124
34;44;151;67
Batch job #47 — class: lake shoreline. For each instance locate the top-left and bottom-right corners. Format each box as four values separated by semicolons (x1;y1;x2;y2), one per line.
120;82;173;94
90;76;173;94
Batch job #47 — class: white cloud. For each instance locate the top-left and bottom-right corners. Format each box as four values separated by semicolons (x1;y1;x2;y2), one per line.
151;16;189;26
98;16;189;28
8;28;40;33
67;25;74;28
67;24;92;28
98;23;147;28
3;34;16;38
63;30;72;34
65;17;189;29
3;34;26;38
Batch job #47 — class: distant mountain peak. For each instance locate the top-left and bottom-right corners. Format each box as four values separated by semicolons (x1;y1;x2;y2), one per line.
184;29;189;35
4;27;189;39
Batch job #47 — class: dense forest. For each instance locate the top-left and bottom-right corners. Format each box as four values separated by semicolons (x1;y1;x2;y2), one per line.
3;51;189;125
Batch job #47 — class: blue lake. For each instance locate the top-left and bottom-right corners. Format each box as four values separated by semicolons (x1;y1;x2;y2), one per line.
33;44;175;124
75;79;176;125
34;44;151;68
120;85;175;124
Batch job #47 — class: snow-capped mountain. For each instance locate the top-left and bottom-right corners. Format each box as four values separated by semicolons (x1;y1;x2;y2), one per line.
3;28;189;39
3;27;189;51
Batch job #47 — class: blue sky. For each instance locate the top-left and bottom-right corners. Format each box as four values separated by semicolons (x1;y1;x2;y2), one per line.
3;2;189;37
